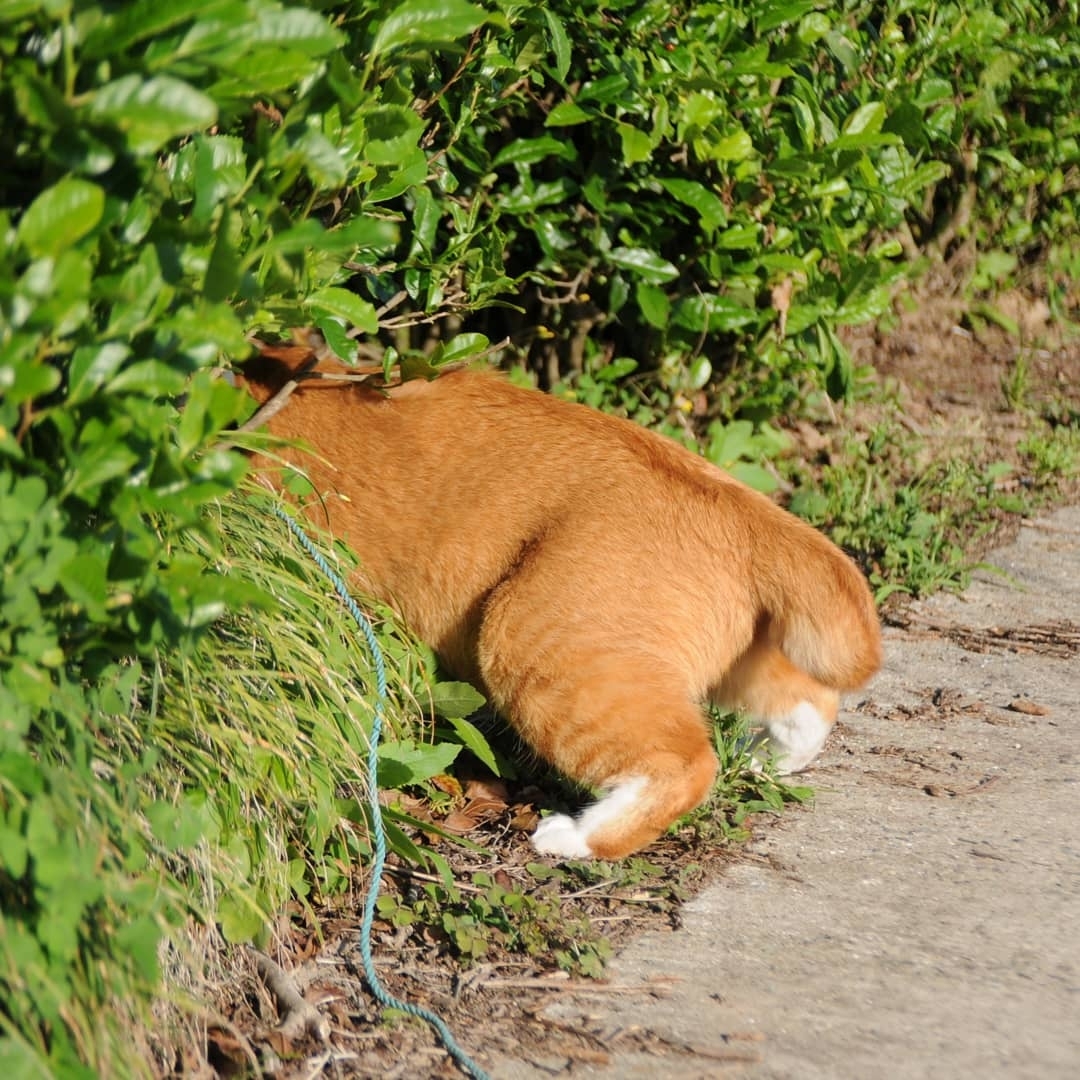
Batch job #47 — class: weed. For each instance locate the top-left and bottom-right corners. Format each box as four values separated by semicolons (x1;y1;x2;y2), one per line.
1019;424;1080;484
375;872;614;977
1001;351;1032;411
788;419;1026;601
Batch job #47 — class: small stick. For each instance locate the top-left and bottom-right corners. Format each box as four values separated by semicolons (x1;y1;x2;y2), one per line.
384;865;485;895
235;354;319;434
252;949;330;1043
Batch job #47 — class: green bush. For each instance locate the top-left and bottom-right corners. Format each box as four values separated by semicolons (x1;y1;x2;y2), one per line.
0;0;479;1070
410;0;1076;406
1;0;1076;1073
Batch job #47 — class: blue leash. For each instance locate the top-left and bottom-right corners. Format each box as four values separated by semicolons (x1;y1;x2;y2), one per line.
273;506;492;1080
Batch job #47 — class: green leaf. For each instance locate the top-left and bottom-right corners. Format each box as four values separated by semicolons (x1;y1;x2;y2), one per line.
68;438;139;496
446;715;500;775
290;130;347;189
545;101;591;127
609;247;679;284
831;101;889;149
217;893;265;944
369;0;489;57
377;739;461;789
16;178;104;257
712;128;753;162
113;916;162;984
728;462;779;494
707;419;754;466
145;799;207;853
107;360;186;397
2;361;62;405
57;553;109;620
579;74;631;105
618;123;653;167
658;179;728;231
429;680;486;719
596;357;637;382
636;282;670;329
66;343;132;405
492;136;576;168
305;288;379;334
204;210;242;302
316;317;358;364
542;9;572;82
756;0;820;32
673;294;758;333
248;6;344;53
501;177;577;214
89;75;217;155
428;333;491;367
714;225;761;250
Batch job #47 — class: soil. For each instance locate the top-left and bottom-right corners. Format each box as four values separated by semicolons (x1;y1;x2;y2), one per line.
197;289;1080;1080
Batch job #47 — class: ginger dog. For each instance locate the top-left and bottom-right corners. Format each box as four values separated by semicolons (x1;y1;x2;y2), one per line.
240;348;881;859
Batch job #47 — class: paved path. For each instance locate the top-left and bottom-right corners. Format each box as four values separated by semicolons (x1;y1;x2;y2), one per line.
499;505;1080;1079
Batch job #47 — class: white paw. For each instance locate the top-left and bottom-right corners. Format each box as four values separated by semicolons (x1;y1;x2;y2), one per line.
531;813;593;859
742;702;831;775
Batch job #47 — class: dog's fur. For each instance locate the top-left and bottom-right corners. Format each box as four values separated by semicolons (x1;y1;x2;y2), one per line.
239;348;882;859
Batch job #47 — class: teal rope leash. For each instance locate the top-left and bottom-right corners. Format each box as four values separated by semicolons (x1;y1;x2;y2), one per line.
273;506;492;1080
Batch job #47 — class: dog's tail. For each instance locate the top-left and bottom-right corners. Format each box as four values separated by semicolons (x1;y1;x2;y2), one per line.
751;498;882;691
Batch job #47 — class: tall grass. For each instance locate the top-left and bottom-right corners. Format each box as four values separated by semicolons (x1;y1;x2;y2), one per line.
10;486;437;1075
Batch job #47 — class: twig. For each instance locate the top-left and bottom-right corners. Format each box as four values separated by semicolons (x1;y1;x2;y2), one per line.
384;865;485;895
229;332;512;440
479;976;671;995
657;1036;763;1064
561;879;619;901
252;949;331;1043
537;270;588;306
375;289;410;319
234;364;314;433
300;1049;359;1080
415;29;482;117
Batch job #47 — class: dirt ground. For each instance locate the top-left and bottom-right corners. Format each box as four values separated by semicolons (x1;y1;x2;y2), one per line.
206;292;1079;1079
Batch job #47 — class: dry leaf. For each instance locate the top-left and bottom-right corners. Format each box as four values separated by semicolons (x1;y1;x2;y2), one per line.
464;777;510;804
509;807;539;831
1006;697;1051;716
771;277;794;340
432;773;464;798
441;810;481;834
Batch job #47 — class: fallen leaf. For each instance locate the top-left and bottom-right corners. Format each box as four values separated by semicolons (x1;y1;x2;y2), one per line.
464;777;510;804
510;807;539;831
432;773;464;798
1006;697;1051;716
441;810;481;834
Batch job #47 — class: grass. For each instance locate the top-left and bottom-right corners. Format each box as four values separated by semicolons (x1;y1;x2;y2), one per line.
82;483;446;1070
782;396;1080;603
368;707;806;984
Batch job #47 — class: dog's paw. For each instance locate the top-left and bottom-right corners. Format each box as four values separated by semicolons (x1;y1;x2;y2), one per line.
531;813;593;859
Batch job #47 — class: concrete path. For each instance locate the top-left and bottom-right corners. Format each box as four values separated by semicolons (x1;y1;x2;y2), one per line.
499;505;1080;1079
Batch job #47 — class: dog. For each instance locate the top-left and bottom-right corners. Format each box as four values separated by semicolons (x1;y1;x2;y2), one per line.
238;346;881;859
